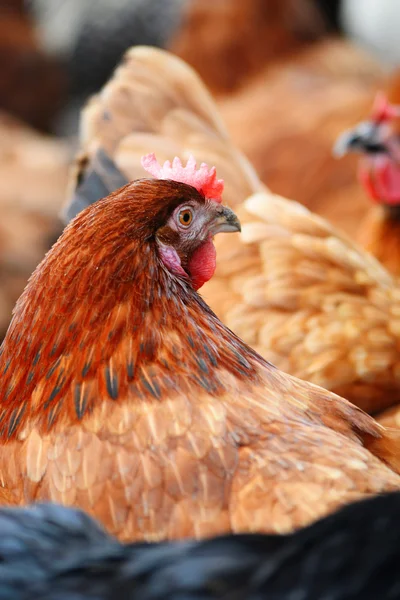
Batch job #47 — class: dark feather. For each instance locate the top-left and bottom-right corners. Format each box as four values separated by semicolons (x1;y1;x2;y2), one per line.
64;149;129;223
2;493;400;599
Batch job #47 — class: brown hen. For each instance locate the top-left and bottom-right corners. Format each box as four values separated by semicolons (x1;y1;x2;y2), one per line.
1;159;400;541
67;46;400;416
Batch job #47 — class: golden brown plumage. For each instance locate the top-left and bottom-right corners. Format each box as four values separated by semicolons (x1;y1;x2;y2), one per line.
356;208;400;277
1;174;400;542
67;46;400;415
0;111;69;342
220;37;386;236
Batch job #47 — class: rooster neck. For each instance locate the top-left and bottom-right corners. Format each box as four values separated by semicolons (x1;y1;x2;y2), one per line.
0;227;263;439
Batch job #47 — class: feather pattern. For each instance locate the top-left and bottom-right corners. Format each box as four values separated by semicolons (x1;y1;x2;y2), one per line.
66;45;400;415
1;177;400;541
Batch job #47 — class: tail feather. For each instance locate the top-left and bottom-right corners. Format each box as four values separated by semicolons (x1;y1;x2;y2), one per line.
64;46;263;223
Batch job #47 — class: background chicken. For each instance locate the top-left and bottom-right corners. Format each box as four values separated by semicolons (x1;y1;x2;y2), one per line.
0;113;69;342
67;46;400;416
0;0;65;132
170;0;328;95
2;493;400;600
2;155;400;542
335;85;400;277
219;36;385;235
0;1;389;349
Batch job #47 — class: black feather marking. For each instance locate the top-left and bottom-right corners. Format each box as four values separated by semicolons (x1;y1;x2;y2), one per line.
27;371;34;385
69;323;77;332
141;376;161;400
47;401;63;429
191;374;218;394
45;359;61;380
8;404;26;438
33;350;41;367
82;362;91;377
196;357;209;374
74;384;88;419
126;362;135;379
3;359;10;375
204;345;218;367
187;335;195;349
49;344;58;357
105;367;119;400
232;350;251;370
47;385;62;404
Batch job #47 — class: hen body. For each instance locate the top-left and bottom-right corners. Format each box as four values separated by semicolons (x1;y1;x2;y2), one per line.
1;177;400;541
2;493;400;600
68;46;400;416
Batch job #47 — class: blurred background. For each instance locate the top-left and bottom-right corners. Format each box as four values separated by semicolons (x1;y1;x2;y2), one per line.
0;0;398;339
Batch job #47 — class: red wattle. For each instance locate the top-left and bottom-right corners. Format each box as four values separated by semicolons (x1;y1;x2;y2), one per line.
188;239;216;290
359;156;400;206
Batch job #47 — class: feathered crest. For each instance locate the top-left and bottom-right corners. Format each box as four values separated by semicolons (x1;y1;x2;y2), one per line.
371;91;400;124
141;153;224;202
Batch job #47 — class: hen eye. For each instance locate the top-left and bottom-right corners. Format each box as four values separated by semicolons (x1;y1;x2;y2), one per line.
178;208;193;227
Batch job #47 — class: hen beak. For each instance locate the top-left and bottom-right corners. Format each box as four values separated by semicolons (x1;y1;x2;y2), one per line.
333;122;388;158
210;206;241;234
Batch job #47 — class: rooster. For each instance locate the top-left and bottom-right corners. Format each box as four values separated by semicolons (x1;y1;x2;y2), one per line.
335;92;400;276
2;493;400;600
67;46;400;416
1;152;400;541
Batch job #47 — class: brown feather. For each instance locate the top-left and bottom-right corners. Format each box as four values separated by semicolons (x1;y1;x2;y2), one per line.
1;179;400;541
65;46;400;415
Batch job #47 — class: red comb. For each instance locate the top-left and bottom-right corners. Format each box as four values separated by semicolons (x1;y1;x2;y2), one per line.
141;153;224;202
371;91;400;123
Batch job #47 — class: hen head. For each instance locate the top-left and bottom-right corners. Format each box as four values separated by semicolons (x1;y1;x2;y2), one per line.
334;92;400;212
139;153;240;290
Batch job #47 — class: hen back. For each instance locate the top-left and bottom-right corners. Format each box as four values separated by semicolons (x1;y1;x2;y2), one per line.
2;172;400;541
68;46;400;416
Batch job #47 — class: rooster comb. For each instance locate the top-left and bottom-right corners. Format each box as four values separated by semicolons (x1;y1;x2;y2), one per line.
371;91;400;123
141;153;224;202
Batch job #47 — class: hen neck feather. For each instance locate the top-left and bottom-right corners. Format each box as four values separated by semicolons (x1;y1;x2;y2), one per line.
0;197;265;437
